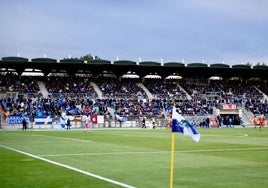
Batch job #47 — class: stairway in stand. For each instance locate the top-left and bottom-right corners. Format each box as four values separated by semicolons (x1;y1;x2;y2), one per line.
90;82;103;98
240;106;254;125
37;81;49;98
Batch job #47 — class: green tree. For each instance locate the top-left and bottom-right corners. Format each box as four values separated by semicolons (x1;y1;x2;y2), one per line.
256;62;267;66
80;54;101;61
246;62;252;66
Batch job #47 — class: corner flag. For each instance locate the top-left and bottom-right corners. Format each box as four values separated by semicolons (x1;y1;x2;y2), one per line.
171;106;201;142
170;106;201;188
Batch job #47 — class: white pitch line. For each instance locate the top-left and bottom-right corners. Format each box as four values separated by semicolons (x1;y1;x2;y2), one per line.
39;151;165;157
31;134;92;143
38;147;268;157
0;144;136;188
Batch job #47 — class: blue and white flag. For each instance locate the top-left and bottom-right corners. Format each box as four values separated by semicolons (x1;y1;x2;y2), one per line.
172;107;201;142
60;112;67;128
114;112;124;123
115;114;124;123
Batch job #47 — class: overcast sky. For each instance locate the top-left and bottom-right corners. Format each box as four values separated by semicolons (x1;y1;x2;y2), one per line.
1;0;268;65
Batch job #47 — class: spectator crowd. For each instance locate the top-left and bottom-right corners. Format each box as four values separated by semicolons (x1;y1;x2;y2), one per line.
0;73;267;127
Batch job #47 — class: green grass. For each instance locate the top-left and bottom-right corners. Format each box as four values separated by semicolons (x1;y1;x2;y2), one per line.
0;127;268;188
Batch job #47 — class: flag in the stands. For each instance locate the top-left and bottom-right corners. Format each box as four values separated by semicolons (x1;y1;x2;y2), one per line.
114;112;124;123
171;106;201;142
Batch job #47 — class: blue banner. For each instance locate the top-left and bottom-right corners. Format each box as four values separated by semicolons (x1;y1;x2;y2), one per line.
6;116;30;124
6;116;52;125
35;117;52;125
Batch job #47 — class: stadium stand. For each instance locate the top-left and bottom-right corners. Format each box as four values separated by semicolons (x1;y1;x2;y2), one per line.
0;56;267;129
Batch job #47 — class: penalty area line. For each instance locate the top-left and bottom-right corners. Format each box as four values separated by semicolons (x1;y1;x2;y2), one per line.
0;144;136;188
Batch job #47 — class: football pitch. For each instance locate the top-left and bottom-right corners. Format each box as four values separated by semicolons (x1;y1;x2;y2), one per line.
0;127;268;188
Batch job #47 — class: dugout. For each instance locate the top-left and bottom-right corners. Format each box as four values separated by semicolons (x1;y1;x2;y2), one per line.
216;104;243;127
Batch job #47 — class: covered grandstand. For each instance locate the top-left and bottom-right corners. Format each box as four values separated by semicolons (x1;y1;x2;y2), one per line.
1;56;268;79
0;56;267;129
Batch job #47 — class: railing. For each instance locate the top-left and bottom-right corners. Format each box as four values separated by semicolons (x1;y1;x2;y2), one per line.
48;92;98;98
